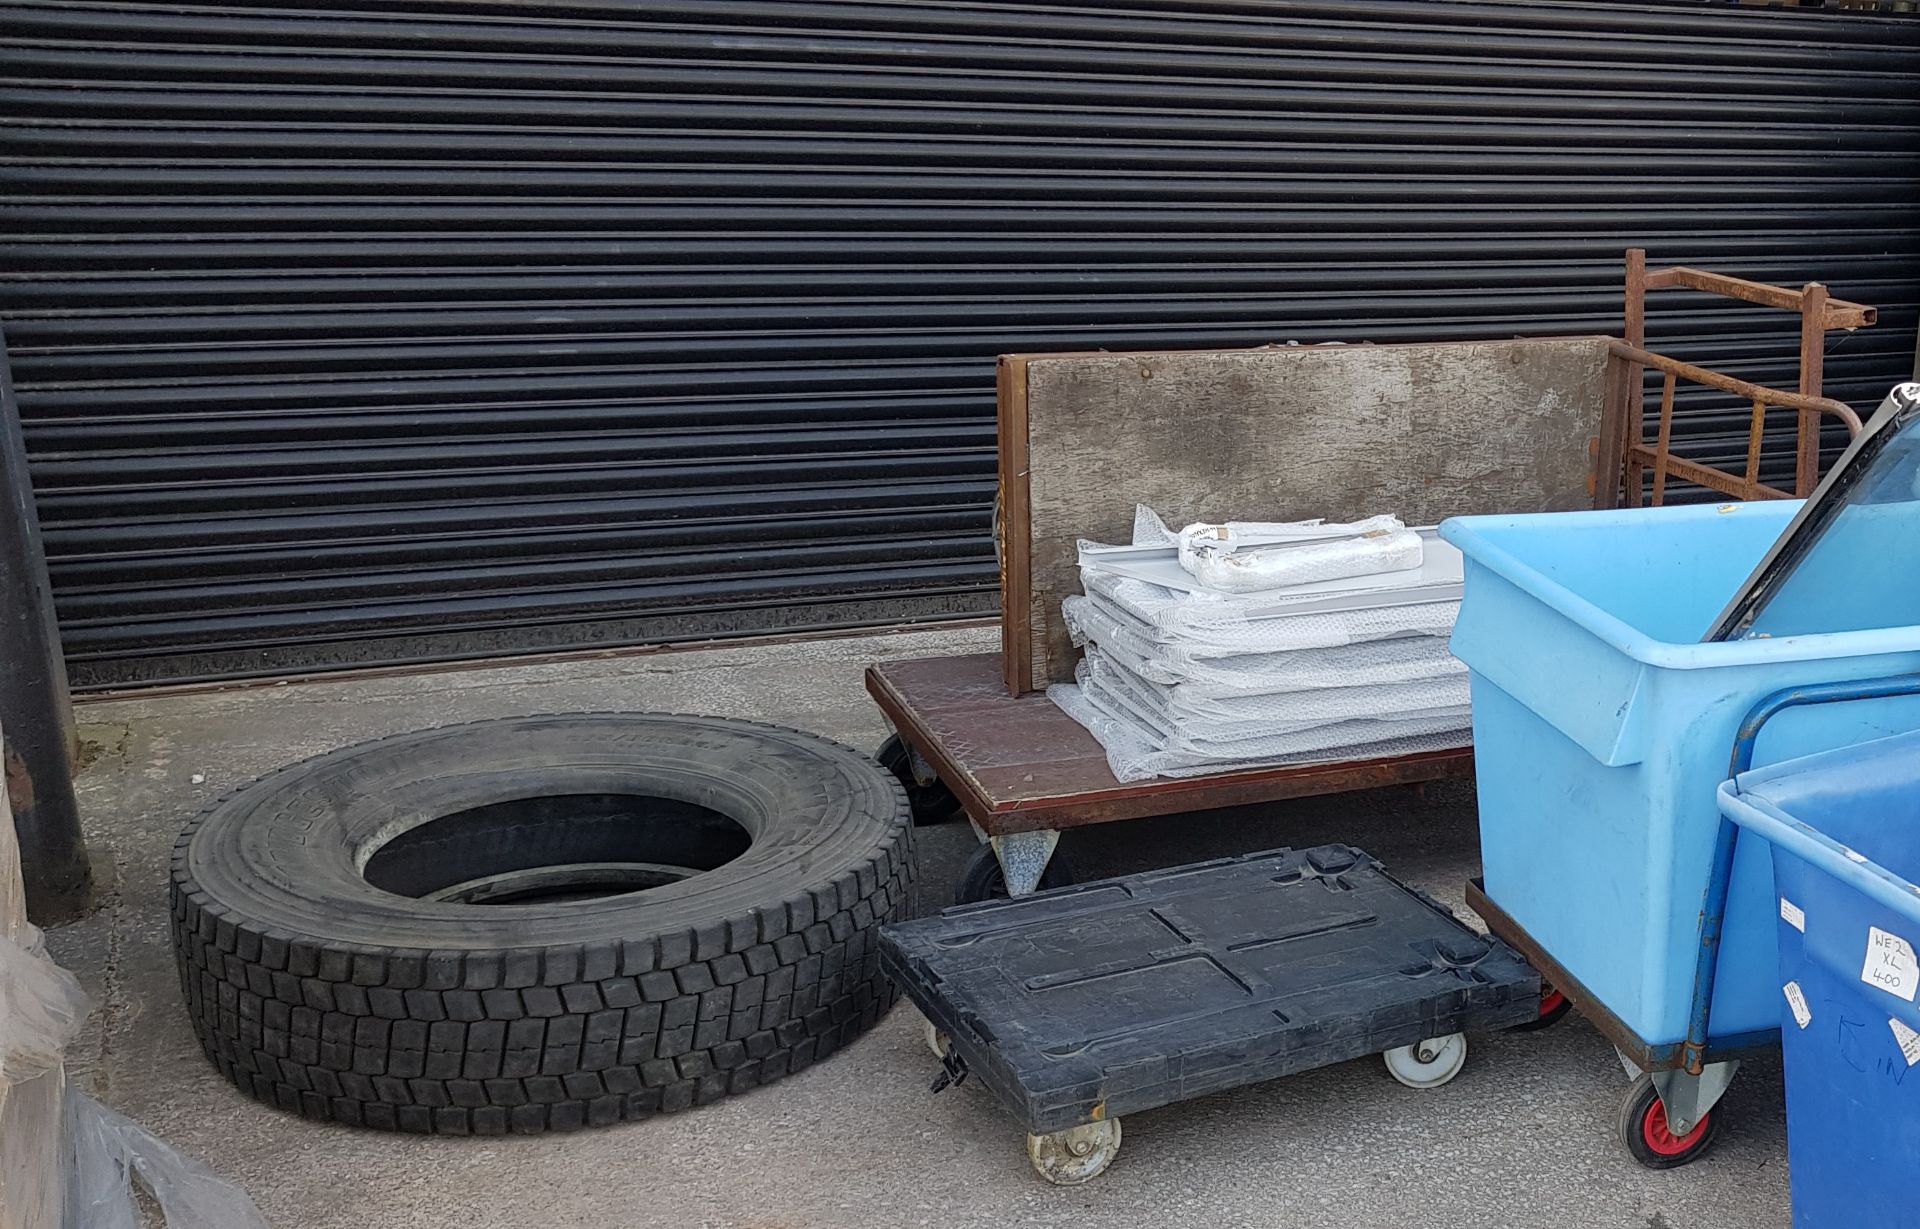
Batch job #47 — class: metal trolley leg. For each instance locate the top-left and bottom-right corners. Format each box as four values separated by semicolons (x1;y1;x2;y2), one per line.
949;822;1070;904
990;829;1061;898
1651;1061;1742;1138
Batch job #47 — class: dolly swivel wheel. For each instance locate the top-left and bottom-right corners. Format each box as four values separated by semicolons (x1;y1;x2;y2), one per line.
1382;1032;1468;1089
1026;1119;1122;1185
1619;1074;1722;1169
922;1016;950;1060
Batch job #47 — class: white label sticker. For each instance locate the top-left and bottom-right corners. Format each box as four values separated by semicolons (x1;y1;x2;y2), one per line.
1862;927;1920;1002
1780;898;1807;932
1893;1019;1920;1067
1783;981;1812;1029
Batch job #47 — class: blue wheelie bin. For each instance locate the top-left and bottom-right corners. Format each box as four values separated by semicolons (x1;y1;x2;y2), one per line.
1718;686;1920;1229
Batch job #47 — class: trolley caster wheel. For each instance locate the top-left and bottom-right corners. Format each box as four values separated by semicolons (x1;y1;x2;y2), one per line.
876;734;964;826
1383;1032;1468;1089
1619;1074;1722;1169
1025;1119;1121;1186
1508;984;1574;1033
955;844;1073;904
922;1016;950;1061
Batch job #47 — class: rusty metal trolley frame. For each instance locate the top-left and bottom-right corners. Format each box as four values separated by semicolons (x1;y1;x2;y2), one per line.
1610;247;1872;508
869;253;1873;902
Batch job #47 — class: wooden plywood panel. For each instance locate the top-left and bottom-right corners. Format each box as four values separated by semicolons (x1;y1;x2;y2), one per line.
1001;337;1612;692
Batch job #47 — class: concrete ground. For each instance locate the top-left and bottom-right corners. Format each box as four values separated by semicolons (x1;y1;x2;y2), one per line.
48;626;1788;1229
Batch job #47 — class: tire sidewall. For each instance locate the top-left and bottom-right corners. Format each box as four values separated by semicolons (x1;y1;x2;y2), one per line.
176;713;909;953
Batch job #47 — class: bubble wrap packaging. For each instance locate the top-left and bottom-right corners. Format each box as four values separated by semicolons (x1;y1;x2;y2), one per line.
1078;643;1466;733
1077;569;1458;649
1063;594;1463;690
1050;670;1471;782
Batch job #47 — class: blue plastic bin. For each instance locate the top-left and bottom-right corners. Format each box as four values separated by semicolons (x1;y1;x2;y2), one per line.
1718;730;1920;1228
1440;501;1920;1046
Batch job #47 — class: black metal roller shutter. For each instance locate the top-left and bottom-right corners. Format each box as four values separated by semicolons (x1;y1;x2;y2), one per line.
1;0;1916;689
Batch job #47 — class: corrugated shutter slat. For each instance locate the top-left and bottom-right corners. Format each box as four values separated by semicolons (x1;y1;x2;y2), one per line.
1;0;1915;687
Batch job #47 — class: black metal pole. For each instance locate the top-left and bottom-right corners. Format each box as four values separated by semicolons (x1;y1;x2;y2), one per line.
0;329;92;924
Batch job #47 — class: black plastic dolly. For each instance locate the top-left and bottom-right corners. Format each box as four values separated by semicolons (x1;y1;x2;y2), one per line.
878;844;1541;1185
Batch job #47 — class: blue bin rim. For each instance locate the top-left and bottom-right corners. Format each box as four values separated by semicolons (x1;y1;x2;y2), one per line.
1440;504;1920;671
1718;774;1920;931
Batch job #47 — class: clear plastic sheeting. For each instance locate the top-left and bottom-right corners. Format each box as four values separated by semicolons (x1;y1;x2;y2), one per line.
0;926;86;1229
0;933;272;1229
65;1091;272;1229
1052;503;1471;782
0;929;89;1089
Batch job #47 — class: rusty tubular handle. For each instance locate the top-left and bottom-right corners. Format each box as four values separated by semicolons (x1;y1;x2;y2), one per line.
1607;339;1864;436
1642;265;1877;332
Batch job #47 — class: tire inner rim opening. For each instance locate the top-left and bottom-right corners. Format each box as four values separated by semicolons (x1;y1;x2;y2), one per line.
360;793;752;906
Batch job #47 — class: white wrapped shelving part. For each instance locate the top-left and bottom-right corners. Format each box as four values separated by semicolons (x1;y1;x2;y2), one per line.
1063;595;1463;691
1081;509;1461;610
1078;644;1469;741
1070;573;1459;658
1077;646;1468;737
1177;515;1423;594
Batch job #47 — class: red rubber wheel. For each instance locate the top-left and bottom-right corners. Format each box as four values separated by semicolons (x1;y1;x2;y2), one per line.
1618;1074;1722;1169
1507;983;1574;1033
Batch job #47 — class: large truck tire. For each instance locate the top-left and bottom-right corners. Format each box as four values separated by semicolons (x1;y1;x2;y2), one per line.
170;714;914;1135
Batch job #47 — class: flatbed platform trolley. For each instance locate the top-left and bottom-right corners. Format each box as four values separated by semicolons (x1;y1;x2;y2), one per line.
868;652;1474;903
878;843;1542;1184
